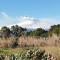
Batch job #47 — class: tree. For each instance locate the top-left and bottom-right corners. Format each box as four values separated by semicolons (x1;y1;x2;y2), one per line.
29;28;48;37
49;24;60;36
1;26;10;38
11;25;26;37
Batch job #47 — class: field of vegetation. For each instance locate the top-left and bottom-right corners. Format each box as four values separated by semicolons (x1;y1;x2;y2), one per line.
0;24;60;60
0;47;59;60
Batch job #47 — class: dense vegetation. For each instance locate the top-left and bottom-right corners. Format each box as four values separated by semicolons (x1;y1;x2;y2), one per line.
0;48;57;60
0;25;26;38
0;24;60;60
49;24;60;36
0;24;60;38
0;24;60;48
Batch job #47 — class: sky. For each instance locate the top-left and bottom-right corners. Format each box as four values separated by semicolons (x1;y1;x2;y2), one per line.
0;0;60;29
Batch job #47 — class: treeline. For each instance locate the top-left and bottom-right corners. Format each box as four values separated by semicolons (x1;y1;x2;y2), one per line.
0;24;60;38
27;24;60;37
0;25;26;38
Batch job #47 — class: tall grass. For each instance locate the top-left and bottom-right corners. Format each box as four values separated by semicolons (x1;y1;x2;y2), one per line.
18;35;60;47
0;34;60;47
0;37;17;48
0;35;60;59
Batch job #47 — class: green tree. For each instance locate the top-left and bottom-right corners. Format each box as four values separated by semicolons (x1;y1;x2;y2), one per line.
11;25;26;37
1;26;10;38
29;28;48;37
49;24;60;36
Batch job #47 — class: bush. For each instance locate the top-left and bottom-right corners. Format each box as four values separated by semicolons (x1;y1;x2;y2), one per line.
20;49;48;60
0;48;57;60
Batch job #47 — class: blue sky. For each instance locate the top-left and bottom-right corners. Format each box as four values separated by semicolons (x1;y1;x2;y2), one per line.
0;0;59;17
0;0;60;28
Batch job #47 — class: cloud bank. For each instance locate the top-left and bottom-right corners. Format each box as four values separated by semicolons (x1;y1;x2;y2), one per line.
0;12;60;30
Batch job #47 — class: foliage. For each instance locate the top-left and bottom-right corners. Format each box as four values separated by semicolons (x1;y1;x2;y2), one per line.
20;49;48;60
0;24;60;38
11;25;26;37
0;48;48;60
0;48;57;60
49;24;60;36
0;26;10;38
27;28;48;38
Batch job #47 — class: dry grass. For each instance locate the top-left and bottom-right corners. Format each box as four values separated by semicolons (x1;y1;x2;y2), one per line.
0;37;16;48
17;36;60;60
0;34;60;47
0;35;60;59
18;35;60;47
40;47;60;60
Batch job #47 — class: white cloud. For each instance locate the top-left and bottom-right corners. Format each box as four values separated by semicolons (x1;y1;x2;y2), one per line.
17;16;53;29
17;16;60;29
0;12;60;30
0;12;18;26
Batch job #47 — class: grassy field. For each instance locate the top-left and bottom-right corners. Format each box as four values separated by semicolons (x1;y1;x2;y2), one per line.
0;36;60;60
0;47;60;60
